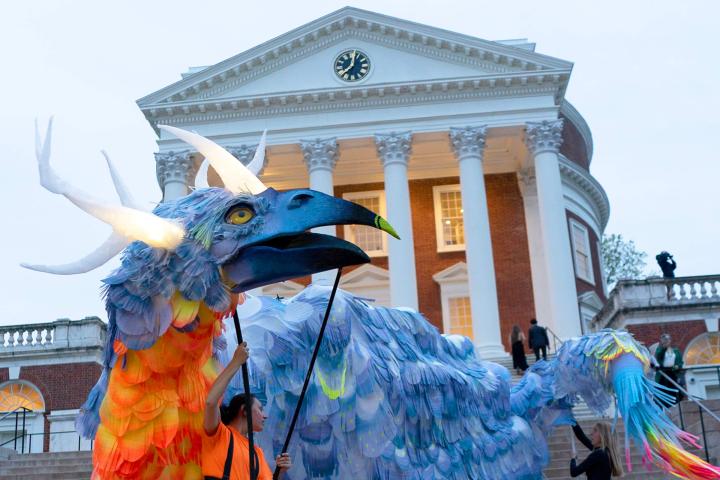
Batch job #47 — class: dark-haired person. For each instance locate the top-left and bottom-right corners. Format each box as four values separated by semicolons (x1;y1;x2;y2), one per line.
202;342;292;480
528;318;549;362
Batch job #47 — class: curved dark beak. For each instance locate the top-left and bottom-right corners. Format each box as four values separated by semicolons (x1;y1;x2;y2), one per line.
223;188;398;292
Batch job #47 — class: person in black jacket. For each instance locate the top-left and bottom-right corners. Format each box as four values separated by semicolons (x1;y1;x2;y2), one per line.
528;318;549;361
570;422;623;479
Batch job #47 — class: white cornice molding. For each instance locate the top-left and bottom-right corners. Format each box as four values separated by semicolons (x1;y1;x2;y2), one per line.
142;74;565;129
137;7;572;108
560;100;593;164
558;155;610;231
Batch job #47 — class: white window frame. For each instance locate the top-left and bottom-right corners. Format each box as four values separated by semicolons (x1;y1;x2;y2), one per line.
569;218;595;285
342;190;388;257
432;184;466;253
445;295;473;340
597;239;608;296
433;262;473;341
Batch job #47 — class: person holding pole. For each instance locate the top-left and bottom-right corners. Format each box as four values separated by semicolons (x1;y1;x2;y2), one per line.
569;421;623;479
202;342;292;480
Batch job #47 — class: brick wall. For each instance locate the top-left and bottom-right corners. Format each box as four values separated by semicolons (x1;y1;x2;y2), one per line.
566;210;606;302
20;362;102;412
626;320;707;352
559;113;590;170
335;173;536;351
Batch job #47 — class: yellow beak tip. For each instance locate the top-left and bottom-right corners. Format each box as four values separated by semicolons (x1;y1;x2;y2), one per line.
376;216;401;240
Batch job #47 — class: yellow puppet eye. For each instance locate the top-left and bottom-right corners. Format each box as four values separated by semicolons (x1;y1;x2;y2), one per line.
226;207;254;225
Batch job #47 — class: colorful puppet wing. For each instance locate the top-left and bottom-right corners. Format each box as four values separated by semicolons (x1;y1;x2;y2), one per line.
219;287;550;480
556;330;720;480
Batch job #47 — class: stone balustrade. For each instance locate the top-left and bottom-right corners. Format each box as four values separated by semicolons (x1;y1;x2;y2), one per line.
667;275;720;302
0;317;106;353
594;275;720;330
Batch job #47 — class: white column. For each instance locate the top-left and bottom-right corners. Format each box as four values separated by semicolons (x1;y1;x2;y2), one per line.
525;120;581;339
517;169;554;333
155;151;196;201
375;132;418;310
450;126;506;358
300;138;339;286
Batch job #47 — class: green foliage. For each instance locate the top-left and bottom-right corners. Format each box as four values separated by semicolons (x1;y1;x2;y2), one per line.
601;233;647;286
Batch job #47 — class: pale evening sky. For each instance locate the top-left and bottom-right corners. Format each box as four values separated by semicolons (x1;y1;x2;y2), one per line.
1;1;718;326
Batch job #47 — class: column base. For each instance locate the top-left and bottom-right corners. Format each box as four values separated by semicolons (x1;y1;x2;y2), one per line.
474;343;508;360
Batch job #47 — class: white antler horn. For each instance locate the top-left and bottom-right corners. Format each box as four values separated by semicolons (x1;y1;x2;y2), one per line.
159;124;267;195
21;233;129;275
21;118;185;275
194;158;210;190
101;150;148;211
246;130;267;176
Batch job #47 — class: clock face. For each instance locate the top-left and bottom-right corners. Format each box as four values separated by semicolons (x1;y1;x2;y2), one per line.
334;49;370;82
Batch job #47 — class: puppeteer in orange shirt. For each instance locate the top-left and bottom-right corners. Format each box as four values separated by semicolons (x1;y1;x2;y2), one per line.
201;422;272;480
202;341;292;480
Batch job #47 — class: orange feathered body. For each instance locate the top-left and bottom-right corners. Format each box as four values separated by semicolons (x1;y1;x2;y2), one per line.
91;294;240;479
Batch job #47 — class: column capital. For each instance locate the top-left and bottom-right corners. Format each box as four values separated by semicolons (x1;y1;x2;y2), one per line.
375;132;412;167
155;150;196;189
525;119;564;155
449;126;488;159
300;138;338;173
227;144;266;175
517;167;537;197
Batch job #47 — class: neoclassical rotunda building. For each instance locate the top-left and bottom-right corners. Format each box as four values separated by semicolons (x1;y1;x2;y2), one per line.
138;7;609;358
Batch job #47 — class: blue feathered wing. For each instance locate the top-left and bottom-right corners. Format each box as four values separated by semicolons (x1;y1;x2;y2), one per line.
218;286;550;480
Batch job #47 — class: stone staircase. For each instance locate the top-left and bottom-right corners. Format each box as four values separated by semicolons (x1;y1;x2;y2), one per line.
542;419;676;480
0;450;93;479
490;355;717;478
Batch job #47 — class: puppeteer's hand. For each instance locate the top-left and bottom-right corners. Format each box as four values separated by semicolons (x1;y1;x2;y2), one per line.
276;452;292;471
230;342;249;367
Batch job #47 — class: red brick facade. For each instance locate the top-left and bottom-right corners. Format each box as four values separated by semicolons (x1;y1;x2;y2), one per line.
559;113;590;170
626;320;708;352
335;173;536;352
19;363;102;412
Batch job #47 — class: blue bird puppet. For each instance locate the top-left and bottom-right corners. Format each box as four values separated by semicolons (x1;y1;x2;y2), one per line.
24;120;719;480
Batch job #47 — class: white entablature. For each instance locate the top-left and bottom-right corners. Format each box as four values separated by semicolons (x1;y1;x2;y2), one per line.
137;7;572;136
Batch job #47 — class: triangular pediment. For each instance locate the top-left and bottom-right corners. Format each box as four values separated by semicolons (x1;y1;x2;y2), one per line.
340;264;389;288
578;291;605;311
138;7;572;110
432;262;468;283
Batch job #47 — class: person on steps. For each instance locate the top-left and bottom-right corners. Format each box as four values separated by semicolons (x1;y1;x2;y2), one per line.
508;325;529;374
528;318;550;362
570;421;624;479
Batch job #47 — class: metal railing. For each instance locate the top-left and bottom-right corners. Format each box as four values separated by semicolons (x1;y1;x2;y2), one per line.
0;407;92;454
545;326;562;355
0;407;30;453
657;369;720;462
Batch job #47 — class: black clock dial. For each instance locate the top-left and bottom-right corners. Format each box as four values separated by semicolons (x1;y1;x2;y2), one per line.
334;49;370;82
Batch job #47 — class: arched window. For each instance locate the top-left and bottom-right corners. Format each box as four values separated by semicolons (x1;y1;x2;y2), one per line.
684;332;720;365
0;381;45;412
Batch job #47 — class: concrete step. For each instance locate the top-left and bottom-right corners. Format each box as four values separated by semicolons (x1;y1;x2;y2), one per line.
0;473;91;480
0;451;92;479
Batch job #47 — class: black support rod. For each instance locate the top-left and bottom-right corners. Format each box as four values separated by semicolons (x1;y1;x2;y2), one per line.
272;268;343;480
233;309;260;480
